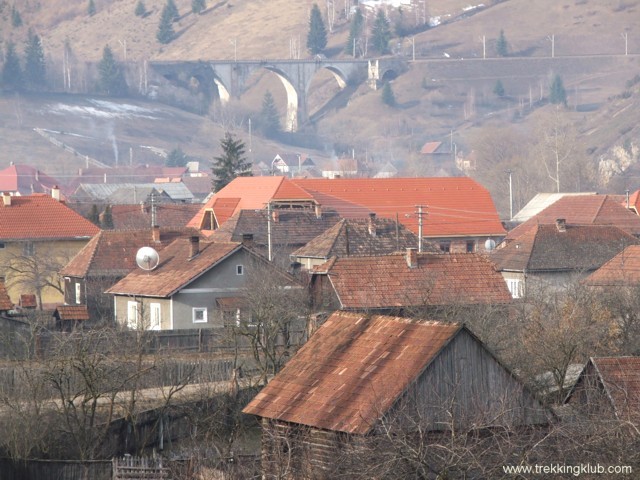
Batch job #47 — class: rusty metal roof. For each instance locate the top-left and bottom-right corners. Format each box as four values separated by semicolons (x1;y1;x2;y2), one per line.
243;311;461;434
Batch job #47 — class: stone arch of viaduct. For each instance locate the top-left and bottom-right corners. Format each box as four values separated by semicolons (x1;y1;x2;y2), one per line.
149;59;405;131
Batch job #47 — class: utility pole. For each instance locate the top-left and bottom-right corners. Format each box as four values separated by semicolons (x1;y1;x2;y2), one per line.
622;32;628;55
151;191;157;227
267;202;273;262
412;37;415;61
547;34;555;58
480;35;486;59
506;169;513;221
415;205;426;253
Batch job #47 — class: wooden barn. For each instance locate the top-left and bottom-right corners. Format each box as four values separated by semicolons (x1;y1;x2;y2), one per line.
243;311;551;479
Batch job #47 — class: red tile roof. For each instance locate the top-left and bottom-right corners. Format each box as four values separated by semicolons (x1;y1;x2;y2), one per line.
244;311;461;434
60;227;199;278
0;280;12;311
506;195;640;241
420;141;444;154
110;204;202;230
55;305;90;321
316;252;511;308
211;197;241;227
491;224;639;273
0;165;62;195
0;195;99;240
106;239;244;297
583;245;640;286
20;294;37;308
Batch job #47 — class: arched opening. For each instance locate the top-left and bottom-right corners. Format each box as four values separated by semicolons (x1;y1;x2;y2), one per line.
380;69;399;83
307;66;351;121
264;67;298;132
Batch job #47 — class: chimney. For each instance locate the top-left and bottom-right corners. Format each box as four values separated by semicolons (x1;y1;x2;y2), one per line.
51;185;60;201
152;225;161;243
314;203;322;219
368;212;377;237
555;218;567;232
189;236;200;258
2;192;11;207
406;248;418;268
272;209;280;223
104;173;107;184
35;170;39;181
241;233;254;247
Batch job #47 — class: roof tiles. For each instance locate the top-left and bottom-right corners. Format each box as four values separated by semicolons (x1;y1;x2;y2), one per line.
593;357;640;419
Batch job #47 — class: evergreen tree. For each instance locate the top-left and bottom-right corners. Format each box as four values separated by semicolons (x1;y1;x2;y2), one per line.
1;42;23;91
382;82;396;107
394;7;409;39
212;132;252;192
11;6;22;28
496;29;508;57
87;205;100;225
166;0;179;21
166;147;188;167
88;0;96;16
135;0;146;16
98;45;128;96
260;90;281;138
192;0;206;14
24;31;47;90
306;3;327;55
493;79;505;97
372;9;392;54
102;205;114;229
157;6;175;44
549;74;567;105
345;8;364;57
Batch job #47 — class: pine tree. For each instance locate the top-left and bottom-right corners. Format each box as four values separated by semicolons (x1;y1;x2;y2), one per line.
306;3;327;56
166;0;179;21
24;31;47;90
192;0;206;14
135;0;146;16
98;45;128;96
493;79;505;97
345;8;364;57
496;29;508;57
11;6;22;27
1;42;23;91
87;205;100;225
157;6;175;44
166;147;188;167
382;82;396;107
372;9;392;54
260;90;281;138
212;132;252;192
549;74;567;105
102;205;114;229
88;0;96;16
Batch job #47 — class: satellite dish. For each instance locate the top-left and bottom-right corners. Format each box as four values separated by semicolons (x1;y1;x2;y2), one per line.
136;246;160;271
484;239;496;251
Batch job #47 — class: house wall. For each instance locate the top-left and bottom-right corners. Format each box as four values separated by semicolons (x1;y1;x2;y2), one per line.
500;271;525;298
113;295;172;330
0;239;91;307
408;329;549;429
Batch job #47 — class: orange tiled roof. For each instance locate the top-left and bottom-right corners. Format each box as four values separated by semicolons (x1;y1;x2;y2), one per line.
0;195;99;240
106;239;243;297
317;252;511;308
506;195;640;241
20;294;37;308
0;164;61;195
420;141;444;154
55;305;90;321
583;245;640;286
110;204;202;230
244;311;461;434
0;280;12;311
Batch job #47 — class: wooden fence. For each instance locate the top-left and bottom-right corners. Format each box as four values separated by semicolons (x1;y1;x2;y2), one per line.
112;455;169;479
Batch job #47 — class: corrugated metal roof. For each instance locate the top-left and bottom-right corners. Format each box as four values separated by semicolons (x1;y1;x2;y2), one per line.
243;311;461;434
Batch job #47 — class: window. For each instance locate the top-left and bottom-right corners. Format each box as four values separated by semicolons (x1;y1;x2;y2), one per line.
507;279;522;299
236;265;244;275
127;301;139;329
23;242;35;256
466;241;475;253
150;303;161;330
75;283;82;305
0;242;5;249
193;307;208;323
439;242;450;253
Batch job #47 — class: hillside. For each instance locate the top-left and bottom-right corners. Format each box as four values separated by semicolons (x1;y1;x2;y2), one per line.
1;0;639;216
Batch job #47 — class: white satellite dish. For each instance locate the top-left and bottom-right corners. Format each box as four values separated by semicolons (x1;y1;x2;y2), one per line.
136;246;160;271
484;239;496;251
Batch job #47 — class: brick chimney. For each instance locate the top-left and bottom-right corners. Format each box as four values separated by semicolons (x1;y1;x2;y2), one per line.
152;225;161;243
189;236;200;258
2;192;11;207
555;218;567;232
242;233;254;247
368;212;377;237
406;248;418;268
51;185;60;201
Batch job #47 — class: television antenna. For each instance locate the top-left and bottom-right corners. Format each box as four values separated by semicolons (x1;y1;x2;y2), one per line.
136;246;160;271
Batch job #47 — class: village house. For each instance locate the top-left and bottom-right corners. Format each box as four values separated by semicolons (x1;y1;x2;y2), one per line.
271;153;316;177
108;203;202;230
244;311;551;478
52;305;90;332
309;249;511;315
0;190;100;309
60;226;199;321
105;236;299;330
583;244;640;288
0;164;62;196
490;221;639;298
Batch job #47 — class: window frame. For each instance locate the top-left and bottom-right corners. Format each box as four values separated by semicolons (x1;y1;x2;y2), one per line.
236;264;244;275
150;302;162;330
507;279;522;299
192;307;208;324
75;283;82;305
127;301;139;329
